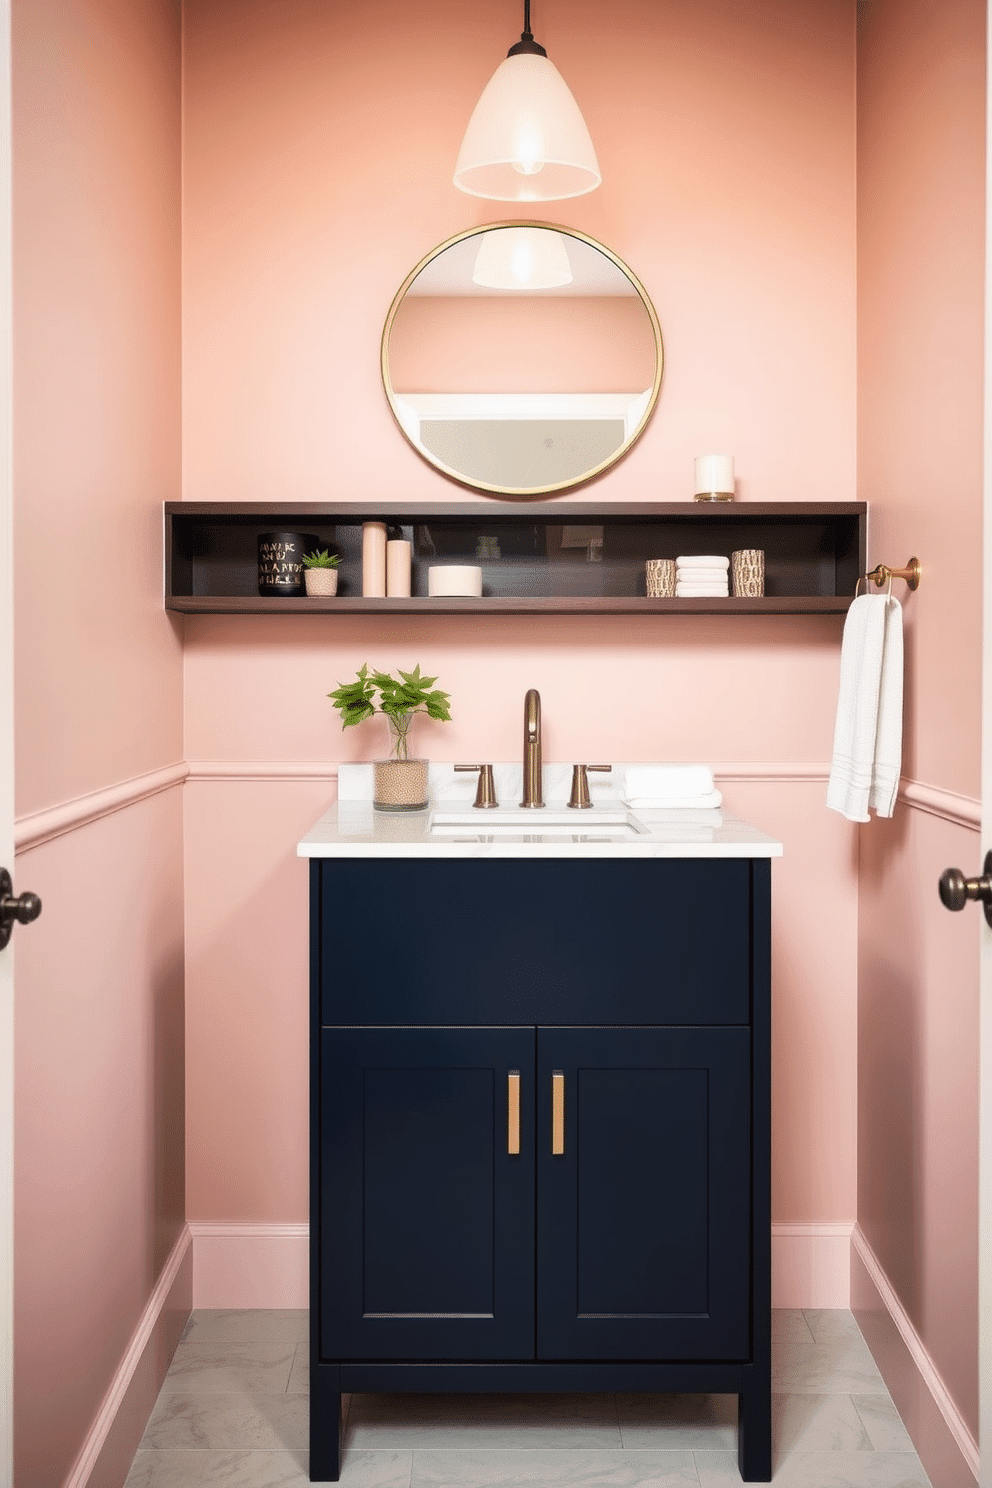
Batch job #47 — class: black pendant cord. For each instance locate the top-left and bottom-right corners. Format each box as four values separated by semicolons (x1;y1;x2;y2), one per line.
508;0;547;57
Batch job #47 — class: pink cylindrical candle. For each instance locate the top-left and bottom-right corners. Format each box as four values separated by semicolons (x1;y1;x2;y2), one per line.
362;522;387;597
386;539;412;597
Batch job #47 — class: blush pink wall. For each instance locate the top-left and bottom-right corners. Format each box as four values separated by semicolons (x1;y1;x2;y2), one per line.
12;0;185;1483
182;0;856;507
855;0;984;1458
857;0;984;800
14;795;186;1488
14;0;184;815
181;0;861;1249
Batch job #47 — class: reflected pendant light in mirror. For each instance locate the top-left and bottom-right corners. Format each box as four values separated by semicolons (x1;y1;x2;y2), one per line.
472;226;573;289
454;0;601;202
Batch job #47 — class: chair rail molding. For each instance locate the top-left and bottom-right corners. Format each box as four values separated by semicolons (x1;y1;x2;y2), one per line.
13;763;979;850
14;762;188;853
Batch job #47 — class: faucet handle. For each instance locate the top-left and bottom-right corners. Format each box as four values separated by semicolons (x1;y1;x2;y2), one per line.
567;764;612;810
454;763;499;809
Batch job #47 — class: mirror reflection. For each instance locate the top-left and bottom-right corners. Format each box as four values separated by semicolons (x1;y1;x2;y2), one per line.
381;224;663;497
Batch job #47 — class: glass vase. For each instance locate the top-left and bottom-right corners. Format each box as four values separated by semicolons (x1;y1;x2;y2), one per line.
373;713;428;812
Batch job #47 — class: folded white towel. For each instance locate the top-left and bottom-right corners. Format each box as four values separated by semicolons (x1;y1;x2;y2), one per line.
826;594;903;822
625;790;724;810
676;565;727;578
676;584;728;597
676;554;730;569
623;763;715;799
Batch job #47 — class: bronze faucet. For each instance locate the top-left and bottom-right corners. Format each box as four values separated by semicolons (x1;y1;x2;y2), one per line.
520;688;544;808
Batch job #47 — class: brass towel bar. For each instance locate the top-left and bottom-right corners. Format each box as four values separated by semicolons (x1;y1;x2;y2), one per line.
865;556;921;592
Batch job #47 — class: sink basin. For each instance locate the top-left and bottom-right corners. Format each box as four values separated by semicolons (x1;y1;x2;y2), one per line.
431;808;630;827
429;808;645;839
429;827;644;843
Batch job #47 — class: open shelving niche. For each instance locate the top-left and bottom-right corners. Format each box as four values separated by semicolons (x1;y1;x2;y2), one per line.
165;501;867;617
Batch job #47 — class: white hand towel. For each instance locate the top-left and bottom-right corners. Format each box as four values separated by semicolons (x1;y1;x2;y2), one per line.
676;568;728;581
625;789;724;810
826;594;903;822
623;763;715;799
676;584;728;597
676;554;730;569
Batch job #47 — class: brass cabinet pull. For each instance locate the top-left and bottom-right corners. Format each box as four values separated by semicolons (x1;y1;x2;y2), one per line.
551;1071;565;1155
507;1071;521;1155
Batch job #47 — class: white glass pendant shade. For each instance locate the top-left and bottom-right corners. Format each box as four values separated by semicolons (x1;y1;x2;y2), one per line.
472;226;573;289
454;53;601;202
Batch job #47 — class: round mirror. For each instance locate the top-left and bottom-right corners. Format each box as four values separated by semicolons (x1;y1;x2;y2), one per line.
381;223;663;498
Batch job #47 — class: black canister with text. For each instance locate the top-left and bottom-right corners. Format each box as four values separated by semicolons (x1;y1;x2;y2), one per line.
257;532;320;597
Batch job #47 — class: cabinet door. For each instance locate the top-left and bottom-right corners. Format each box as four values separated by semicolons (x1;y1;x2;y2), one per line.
536;1027;750;1361
320;1027;535;1361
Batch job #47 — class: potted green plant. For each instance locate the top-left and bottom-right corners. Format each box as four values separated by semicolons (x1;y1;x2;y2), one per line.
302;549;341;597
329;664;452;811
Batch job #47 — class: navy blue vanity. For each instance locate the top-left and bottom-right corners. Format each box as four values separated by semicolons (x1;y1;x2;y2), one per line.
303;828;776;1485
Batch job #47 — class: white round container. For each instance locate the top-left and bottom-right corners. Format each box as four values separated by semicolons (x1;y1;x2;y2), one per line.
428;565;483;598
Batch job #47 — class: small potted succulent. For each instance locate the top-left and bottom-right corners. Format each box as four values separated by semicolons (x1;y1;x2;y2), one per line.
329;664;452;811
302;549;341;597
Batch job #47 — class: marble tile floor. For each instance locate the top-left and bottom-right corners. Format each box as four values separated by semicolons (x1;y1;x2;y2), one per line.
124;1309;932;1488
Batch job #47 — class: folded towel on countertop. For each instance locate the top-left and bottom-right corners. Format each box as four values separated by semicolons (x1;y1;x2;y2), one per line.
676;554;730;569
826;593;903;821
625;790;724;810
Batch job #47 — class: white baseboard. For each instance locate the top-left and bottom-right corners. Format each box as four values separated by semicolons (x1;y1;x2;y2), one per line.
189;1221;851;1311
851;1225;978;1486
64;1225;191;1488
190;1223;309;1308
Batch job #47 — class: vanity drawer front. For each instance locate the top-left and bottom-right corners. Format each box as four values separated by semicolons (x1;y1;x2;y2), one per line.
317;858;753;1025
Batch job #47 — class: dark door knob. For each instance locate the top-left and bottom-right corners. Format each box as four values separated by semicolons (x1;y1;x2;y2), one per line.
0;867;41;950
939;852;992;925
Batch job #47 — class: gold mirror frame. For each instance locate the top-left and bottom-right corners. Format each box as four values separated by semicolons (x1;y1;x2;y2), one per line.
380;222;664;499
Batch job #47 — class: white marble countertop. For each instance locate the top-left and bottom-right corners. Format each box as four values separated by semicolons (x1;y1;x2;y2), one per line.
297;763;783;860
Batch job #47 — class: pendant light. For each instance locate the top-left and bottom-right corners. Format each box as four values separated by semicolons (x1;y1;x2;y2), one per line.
454;0;601;202
472;226;573;289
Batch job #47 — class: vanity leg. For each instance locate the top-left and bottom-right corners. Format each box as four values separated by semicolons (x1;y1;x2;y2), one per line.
310;1364;342;1482
737;1363;772;1482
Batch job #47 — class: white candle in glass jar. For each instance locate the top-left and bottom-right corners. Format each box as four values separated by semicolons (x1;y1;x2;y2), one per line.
694;454;735;495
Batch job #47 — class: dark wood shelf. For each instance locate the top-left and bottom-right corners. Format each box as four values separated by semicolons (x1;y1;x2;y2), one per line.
165;500;866;617
166;594;854;616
